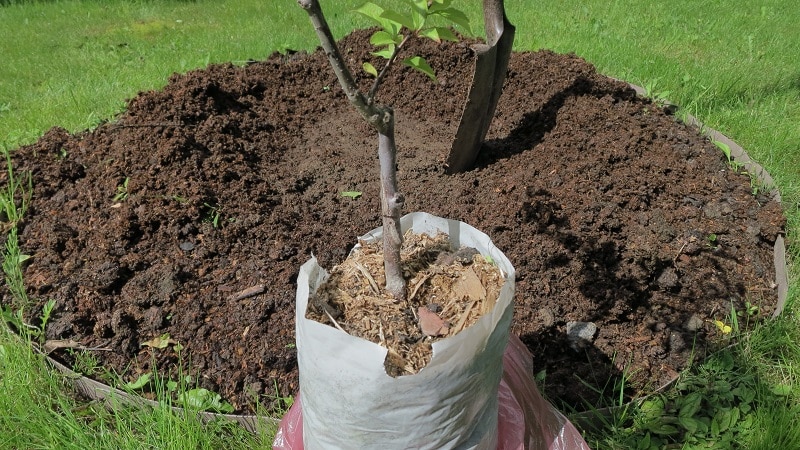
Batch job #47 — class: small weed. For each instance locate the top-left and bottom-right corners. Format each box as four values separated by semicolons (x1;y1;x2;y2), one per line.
713;139;737;167
738;301;760;319
1;149;32;224
0;299;54;344
169;194;188;203
712;319;733;335
202;202;221;228
123;372;153;391
177;388;235;413
265;379;294;415
0;305;34;336
748;176;773;197
596;350;762;449
112;177;130;202
202;202;235;228
68;348;102;376
712;139;770;197
39;299;55;335
643;79;672;108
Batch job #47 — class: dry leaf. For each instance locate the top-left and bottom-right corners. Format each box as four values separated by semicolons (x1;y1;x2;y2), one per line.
43;339;84;354
451;266;486;301
140;333;176;349
418;306;449;337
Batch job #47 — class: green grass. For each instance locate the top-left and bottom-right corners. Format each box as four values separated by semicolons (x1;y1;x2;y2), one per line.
0;325;278;449
1;0;799;448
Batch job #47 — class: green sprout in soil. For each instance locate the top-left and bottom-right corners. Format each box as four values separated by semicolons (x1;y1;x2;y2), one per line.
112;176;130;202
643;78;672;109
202;202;222;228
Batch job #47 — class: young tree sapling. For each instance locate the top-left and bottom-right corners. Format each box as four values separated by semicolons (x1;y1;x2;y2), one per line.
297;0;470;300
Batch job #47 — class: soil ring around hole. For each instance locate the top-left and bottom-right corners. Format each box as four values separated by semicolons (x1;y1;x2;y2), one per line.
4;30;788;432
566;82;788;432
30;83;788;433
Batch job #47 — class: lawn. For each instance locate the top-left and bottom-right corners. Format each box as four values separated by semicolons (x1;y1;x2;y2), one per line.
1;0;798;448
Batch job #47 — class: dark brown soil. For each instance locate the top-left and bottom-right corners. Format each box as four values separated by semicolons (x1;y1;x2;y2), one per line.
3;29;785;414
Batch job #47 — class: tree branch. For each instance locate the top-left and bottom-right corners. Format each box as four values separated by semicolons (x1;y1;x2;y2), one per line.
298;0;386;133
299;0;407;299
367;34;412;103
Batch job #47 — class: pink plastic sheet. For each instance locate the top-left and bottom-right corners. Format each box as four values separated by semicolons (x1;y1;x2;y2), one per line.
273;334;590;449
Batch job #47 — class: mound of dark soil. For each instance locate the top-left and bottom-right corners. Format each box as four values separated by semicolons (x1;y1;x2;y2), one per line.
4;29;784;414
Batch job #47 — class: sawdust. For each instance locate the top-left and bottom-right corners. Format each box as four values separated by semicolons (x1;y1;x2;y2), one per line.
307;230;506;377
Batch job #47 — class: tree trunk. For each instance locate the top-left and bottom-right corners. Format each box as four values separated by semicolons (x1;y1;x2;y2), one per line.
376;110;406;300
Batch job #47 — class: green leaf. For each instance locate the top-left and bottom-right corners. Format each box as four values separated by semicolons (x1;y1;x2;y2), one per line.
635;432;651;450
679;392;703;419
713;139;732;161
124;373;152;390
140;333;175;349
341;191;363;199
429;0;454;10
431;7;472;33
420;27;459;42
362;62;378;78
399;0;429;30
370;30;401;46
711;407;739;436
648;423;680;436
380;9;418;31
403;56;436;80
678;416;700;434
771;383;792;396
640;397;666;421
372;45;395;60
732;384;756;403
354;3;399;34
178;388;235;413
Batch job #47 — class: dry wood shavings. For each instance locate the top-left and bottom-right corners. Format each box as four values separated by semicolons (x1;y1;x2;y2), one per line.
307;230;505;377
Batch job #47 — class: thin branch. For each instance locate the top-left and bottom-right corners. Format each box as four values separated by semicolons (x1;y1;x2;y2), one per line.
298;0;388;133
367;34;412;103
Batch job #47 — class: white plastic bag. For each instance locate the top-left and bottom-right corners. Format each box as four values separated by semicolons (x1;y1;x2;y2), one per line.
273;334;591;450
294;212;516;449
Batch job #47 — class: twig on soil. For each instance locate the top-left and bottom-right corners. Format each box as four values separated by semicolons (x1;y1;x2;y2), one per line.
324;309;346;333
43;339;113;354
407;273;431;303
452;299;477;334
228;284;265;301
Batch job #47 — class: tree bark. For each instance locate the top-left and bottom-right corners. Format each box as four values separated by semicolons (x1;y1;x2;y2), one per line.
377;111;406;299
